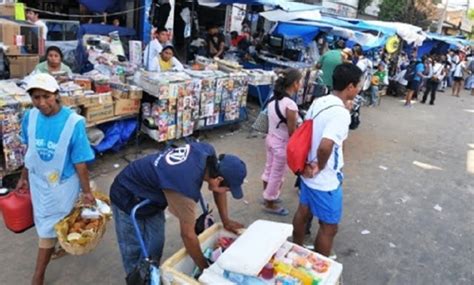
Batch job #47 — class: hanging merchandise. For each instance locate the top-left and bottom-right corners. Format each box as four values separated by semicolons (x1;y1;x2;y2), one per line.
0;99;27;174
386;36;400;54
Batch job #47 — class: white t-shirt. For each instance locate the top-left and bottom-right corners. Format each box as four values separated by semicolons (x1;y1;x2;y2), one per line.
33;20;48;40
357;57;373;91
431;63;445;81
143;39;163;70
395;69;408;86
301;95;350;191
453;61;466;78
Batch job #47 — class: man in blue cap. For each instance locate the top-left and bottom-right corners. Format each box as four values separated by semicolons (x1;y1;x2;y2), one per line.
110;141;247;277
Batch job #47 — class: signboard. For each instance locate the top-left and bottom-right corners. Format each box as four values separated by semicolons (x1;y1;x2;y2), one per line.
322;0;358;18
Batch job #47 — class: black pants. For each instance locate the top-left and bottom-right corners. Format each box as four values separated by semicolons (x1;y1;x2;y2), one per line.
422;79;439;104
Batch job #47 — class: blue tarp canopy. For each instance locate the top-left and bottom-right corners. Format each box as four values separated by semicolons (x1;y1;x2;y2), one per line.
354;21;396;36
77;24;136;39
78;0;123;13
273;20;387;50
273;22;330;44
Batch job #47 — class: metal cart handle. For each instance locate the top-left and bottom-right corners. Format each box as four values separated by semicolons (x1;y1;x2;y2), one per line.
131;199;152;259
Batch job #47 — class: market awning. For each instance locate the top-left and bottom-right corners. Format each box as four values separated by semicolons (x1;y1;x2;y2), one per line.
361;20;426;46
273;20;385;49
78;0;122;13
198;0;286;6
260;9;321;22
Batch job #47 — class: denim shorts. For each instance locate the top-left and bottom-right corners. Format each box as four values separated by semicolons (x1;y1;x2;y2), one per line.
299;181;343;224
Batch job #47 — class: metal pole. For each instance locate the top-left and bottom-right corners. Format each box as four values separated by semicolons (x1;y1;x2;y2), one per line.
437;0;449;34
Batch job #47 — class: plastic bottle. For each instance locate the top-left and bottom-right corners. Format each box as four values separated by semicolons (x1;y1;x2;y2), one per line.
223;270;266;285
273;261;316;285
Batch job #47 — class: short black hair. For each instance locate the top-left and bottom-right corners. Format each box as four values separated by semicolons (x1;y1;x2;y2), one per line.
25;6;39;14
332;63;363;91
46;46;64;60
161;45;175;55
155;28;168;34
335;39;346;49
207;24;219;30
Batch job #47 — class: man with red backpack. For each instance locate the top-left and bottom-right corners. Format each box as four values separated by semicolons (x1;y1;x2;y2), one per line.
292;63;363;257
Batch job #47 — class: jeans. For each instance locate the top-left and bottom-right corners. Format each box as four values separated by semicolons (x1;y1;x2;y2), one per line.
261;133;288;201
370;85;379;105
422;80;439;104
112;202;166;276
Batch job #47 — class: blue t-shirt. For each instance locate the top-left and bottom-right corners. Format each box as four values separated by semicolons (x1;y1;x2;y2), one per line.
414;63;425;82
110;142;216;216
21;107;95;180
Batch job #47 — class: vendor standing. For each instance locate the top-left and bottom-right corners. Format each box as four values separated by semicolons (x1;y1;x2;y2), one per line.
15;74;95;285
110;142;247;275
149;45;184;72
33;46;73;79
143;28;170;71
206;24;225;59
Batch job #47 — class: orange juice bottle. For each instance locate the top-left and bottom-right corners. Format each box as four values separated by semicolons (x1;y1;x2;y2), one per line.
273;261;315;285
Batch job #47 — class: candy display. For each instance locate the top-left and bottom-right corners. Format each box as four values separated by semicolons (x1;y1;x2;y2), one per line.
0;99;26;175
136;69;248;142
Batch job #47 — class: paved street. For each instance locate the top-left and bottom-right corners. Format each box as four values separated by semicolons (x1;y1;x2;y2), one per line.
0;90;473;284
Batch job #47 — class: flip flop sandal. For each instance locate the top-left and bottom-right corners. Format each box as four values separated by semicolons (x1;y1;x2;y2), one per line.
51;247;68;260
259;198;282;205
263;206;289;216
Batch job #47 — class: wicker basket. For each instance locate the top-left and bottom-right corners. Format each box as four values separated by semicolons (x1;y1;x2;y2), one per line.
54;191;112;255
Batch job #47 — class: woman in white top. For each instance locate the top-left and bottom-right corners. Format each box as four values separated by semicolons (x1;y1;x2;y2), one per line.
149;45;184;73
421;56;445;105
261;68;301;216
452;55;466;97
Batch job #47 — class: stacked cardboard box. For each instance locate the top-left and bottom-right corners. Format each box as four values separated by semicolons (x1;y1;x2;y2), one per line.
110;83;142;116
0;18;42;78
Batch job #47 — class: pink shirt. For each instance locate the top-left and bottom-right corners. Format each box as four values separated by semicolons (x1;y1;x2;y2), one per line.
267;97;298;140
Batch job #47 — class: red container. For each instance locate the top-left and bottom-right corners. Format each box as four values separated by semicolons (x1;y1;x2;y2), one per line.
0;188;34;233
94;83;111;94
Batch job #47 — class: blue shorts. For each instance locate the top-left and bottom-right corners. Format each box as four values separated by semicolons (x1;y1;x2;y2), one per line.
299;181;343;224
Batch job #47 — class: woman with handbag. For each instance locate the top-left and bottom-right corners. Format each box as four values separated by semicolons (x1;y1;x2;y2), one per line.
422;56;445;105
261;68;301;216
15;74;95;285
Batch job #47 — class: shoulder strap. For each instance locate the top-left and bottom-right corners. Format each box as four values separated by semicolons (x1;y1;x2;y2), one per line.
311;104;344;120
274;99;287;129
198;193;209;214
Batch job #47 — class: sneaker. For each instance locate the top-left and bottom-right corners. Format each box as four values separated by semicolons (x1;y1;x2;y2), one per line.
420;101;426;104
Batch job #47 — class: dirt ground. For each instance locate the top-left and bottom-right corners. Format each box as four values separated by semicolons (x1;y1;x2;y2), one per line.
0;89;473;285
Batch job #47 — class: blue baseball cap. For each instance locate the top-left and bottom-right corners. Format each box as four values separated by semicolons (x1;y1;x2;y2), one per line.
218;154;247;199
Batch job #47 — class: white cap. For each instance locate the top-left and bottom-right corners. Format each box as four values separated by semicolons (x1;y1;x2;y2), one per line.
25;73;60;93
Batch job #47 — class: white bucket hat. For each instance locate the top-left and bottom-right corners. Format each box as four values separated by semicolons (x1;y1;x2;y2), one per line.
25;73;60;93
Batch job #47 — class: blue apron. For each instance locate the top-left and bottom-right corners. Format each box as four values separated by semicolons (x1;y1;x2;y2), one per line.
24;108;82;238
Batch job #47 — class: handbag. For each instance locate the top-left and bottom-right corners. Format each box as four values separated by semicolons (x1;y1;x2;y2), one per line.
251;108;269;133
126;259;160;285
195;193;214;235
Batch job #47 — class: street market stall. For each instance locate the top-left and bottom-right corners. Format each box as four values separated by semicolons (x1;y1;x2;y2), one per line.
134;66;249;142
162;220;342;285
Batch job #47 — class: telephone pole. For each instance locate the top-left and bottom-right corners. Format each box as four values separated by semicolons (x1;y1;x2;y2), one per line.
437;0;449;34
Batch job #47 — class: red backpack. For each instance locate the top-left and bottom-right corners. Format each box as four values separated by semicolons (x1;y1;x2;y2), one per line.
287;105;342;175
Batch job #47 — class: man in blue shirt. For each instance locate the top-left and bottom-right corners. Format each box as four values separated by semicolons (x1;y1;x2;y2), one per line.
110;142;247;276
404;59;426;107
